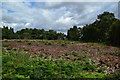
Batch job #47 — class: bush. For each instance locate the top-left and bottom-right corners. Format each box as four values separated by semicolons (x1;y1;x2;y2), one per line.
44;42;52;45
61;43;66;46
27;43;32;45
16;40;22;43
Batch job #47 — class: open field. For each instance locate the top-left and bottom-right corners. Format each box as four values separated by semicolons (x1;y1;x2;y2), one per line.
2;39;120;79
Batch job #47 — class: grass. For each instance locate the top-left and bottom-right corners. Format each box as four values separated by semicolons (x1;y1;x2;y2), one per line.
80;48;88;51
2;39;108;47
87;43;106;47
1;39;113;47
22;48;28;51
2;39;81;44
16;40;23;43
96;51;120;56
2;45;9;47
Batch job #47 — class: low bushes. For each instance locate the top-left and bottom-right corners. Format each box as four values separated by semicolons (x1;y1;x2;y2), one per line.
2;50;109;79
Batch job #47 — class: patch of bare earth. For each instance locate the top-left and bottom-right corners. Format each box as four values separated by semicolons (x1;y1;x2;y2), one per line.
3;41;120;73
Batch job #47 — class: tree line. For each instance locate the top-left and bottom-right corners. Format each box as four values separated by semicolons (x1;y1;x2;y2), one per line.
1;27;66;40
1;12;120;46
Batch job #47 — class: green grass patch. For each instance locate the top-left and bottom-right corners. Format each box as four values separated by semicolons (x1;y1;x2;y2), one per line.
22;48;28;51
87;43;106;47
64;52;89;59
16;40;22;43
2;45;9;47
80;48;88;51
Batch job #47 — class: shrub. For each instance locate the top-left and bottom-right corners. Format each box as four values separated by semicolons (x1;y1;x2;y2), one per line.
44;42;52;45
61;43;66;46
3;45;9;47
16;40;22;43
27;43;32;45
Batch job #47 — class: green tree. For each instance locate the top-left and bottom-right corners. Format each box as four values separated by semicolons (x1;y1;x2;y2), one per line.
81;12;117;42
96;12;116;42
2;26;14;39
108;19;120;46
47;30;57;40
15;28;66;40
81;24;98;42
57;33;66;40
67;26;81;41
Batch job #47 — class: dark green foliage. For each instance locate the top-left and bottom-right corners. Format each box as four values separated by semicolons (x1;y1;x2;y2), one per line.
15;28;66;40
108;20;120;46
81;24;99;42
61;43;67;46
97;12;115;20
44;42;52;45
81;12;116;42
81;12;120;46
46;30;57;40
16;40;22;43
2;26;14;39
27;42;32;45
2;45;9;47
67;26;81;41
6;48;12;50
2;27;66;40
57;33;66;40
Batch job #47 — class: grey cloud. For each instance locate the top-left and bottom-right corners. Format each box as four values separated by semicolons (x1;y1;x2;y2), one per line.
1;2;118;33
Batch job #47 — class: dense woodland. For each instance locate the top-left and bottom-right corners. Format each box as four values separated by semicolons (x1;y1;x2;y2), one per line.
1;12;120;46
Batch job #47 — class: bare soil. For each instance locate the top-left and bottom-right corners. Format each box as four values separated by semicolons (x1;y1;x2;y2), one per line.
3;40;120;73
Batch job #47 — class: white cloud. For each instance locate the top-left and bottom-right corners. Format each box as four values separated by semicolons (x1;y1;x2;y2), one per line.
1;2;118;33
12;23;17;26
25;23;30;26
56;17;72;24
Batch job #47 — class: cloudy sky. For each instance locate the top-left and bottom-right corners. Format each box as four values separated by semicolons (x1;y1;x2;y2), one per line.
0;1;118;34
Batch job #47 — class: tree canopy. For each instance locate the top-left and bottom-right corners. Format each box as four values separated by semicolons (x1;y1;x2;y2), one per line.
2;27;66;40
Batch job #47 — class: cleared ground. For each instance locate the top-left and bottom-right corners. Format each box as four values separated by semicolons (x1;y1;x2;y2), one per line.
2;39;120;74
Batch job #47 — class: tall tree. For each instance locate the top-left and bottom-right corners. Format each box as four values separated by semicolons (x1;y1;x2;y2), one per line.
2;26;14;39
108;19;120;46
81;24;98;42
96;12;116;42
81;12;116;42
57;33;66;40
67;26;81;41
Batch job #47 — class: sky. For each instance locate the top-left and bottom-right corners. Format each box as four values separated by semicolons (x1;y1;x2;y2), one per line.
0;1;118;34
